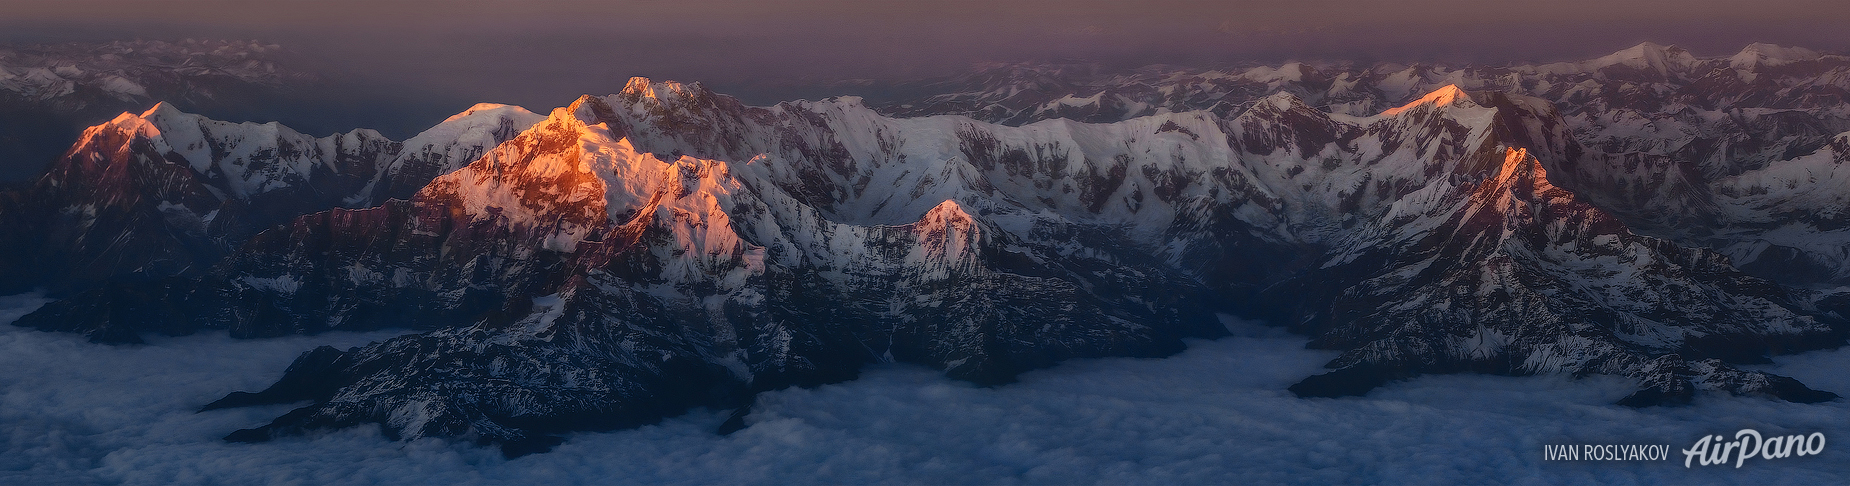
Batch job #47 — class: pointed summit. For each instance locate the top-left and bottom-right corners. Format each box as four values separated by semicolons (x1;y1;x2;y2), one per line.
920;199;976;226
1379;85;1474;116
1491;148;1550;189
909;199;984;272
621;76;658;97
139;101;185;119
103;101;197;132
87;101;217;172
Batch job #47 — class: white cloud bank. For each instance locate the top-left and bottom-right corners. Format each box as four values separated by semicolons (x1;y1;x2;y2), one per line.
2;292;1847;485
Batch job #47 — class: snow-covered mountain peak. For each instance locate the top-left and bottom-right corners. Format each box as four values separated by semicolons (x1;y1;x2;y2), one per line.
620;76;658;97
91;102;290;182
1491;147;1550;189
1584;42;1697;76
138;100;187;120
100;100;201;134
1729;43;1823;70
91;102;197;148
443;103;531;123
412;103;542;150
533;103;612;158
360;102;544;204
918;199;976;228
8;102;411;292
1379;84;1474;116
618;76;709;104
906;199;984;270
419;105;620;230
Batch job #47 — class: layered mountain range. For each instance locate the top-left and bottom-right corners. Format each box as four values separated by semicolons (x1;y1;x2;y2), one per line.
0;40;307;181
0;39;294;107
873;42;1850;286
5;43;1848;456
0;101;541;295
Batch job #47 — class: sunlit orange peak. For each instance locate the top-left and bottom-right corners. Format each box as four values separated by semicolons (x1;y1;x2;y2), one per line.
623;77;658;98
622;77;695;100
131;101;187;122
103;101;185;136
1380;85;1471;117
918;197;968;219
1495;147;1549;185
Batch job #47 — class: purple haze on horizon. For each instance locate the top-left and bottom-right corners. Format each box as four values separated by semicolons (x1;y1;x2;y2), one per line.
0;0;1845;111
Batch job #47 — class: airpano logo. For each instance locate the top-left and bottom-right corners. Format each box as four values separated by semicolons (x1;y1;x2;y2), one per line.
1682;429;1826;468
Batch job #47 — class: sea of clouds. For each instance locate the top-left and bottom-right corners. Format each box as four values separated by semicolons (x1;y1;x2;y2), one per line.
1;291;1847;485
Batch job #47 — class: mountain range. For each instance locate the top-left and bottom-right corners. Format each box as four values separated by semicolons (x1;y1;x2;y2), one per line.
0;40;309;182
4;42;1848;456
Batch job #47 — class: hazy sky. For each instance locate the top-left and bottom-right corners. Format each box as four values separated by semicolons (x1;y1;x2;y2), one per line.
4;0;1848;109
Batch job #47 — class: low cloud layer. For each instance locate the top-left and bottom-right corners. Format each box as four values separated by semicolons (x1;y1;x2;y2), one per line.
2;294;1848;484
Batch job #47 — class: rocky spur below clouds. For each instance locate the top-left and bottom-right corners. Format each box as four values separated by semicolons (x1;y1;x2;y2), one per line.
1;295;1847;485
